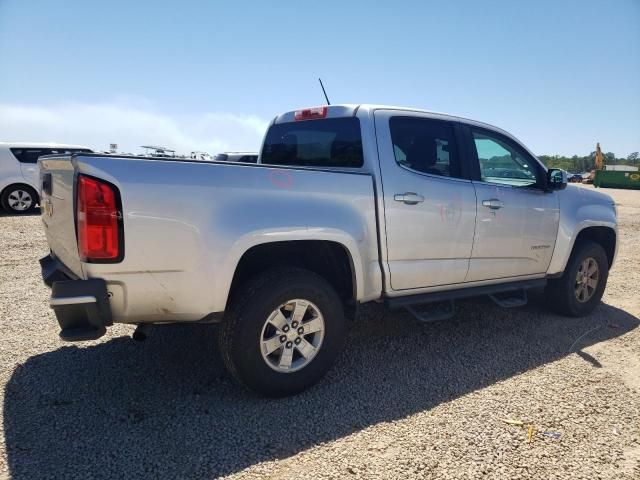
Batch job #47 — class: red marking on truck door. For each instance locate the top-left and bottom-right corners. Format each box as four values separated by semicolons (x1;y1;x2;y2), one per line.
438;193;463;224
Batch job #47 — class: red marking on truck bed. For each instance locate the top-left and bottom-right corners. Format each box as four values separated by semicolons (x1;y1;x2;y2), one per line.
268;170;294;189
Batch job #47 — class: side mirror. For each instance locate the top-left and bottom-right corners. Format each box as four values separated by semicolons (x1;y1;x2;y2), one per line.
546;168;567;191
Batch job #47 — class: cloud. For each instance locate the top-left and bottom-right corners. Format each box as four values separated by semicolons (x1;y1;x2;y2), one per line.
0;102;269;155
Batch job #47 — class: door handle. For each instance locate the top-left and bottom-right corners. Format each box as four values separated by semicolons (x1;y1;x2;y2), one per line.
482;198;504;209
394;192;424;205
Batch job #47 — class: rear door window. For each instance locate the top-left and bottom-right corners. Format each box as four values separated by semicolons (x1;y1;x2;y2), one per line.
389;117;461;178
10;148;92;163
10;149;46;163
261;117;364;168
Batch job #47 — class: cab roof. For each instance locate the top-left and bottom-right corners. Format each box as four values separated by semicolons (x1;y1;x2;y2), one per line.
271;104;538;163
273;104;524;151
275;103;508;130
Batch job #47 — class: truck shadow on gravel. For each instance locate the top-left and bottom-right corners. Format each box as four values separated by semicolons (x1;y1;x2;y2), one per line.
4;298;638;479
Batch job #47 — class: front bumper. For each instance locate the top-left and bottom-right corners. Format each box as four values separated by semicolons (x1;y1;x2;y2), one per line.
40;254;112;341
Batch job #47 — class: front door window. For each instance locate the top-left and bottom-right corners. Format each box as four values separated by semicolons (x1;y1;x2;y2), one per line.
472;130;539;187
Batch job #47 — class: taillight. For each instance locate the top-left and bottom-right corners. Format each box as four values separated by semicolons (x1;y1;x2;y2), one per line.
76;175;122;262
294;106;328;121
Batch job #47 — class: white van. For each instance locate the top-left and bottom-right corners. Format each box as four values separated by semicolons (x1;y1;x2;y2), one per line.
0;143;92;214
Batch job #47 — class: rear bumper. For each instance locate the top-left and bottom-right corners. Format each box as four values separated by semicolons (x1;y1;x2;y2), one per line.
40;254;112;341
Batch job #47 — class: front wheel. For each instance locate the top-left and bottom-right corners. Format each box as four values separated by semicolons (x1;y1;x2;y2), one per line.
546;240;609;317
219;267;346;397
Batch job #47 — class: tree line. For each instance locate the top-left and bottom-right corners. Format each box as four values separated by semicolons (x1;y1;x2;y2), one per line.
538;151;639;173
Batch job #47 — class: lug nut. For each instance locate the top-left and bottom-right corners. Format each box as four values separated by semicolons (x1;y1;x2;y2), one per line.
280;335;287;343
286;341;293;349
294;337;301;345
291;321;298;328
297;327;304;335
283;325;290;333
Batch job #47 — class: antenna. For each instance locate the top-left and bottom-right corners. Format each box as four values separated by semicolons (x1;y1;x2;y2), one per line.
318;78;331;105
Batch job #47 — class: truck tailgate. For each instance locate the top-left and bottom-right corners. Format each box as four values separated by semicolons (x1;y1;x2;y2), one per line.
38;156;84;277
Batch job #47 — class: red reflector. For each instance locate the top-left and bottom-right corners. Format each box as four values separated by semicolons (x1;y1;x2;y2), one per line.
77;175;121;262
294;106;328;121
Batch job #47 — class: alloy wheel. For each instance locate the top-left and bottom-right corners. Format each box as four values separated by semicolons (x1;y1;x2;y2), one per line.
260;299;325;373
7;189;33;211
574;257;599;303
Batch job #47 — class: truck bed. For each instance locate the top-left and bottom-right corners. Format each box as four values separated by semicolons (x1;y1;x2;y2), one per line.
39;154;381;323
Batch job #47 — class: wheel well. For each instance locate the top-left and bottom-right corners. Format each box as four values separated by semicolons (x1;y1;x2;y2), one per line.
229;241;356;308
575;226;616;267
1;183;39;203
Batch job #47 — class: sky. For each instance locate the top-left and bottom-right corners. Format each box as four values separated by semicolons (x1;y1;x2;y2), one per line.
0;0;638;157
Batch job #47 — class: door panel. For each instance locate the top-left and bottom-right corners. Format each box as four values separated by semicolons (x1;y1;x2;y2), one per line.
465;127;559;281
20;163;38;186
12;148;45;187
374;111;477;290
468;182;558;281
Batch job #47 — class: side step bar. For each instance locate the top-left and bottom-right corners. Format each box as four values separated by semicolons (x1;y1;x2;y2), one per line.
406;300;456;323
384;278;546;309
489;290;528;308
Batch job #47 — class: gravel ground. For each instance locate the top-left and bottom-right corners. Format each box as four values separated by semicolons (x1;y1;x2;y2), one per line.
0;186;638;479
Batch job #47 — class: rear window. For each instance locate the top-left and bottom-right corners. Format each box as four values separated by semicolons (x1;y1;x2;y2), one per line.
261;117;364;168
10;148;92;163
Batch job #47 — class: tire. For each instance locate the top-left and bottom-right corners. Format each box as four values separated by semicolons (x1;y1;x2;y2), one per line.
1;184;39;214
219;267;346;397
546;240;609;317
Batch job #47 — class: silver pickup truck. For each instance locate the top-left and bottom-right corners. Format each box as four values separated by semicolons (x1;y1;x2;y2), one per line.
38;104;617;396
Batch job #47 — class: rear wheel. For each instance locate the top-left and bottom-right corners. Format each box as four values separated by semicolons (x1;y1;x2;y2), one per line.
219;267;346;397
1;185;38;214
546;240;609;317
